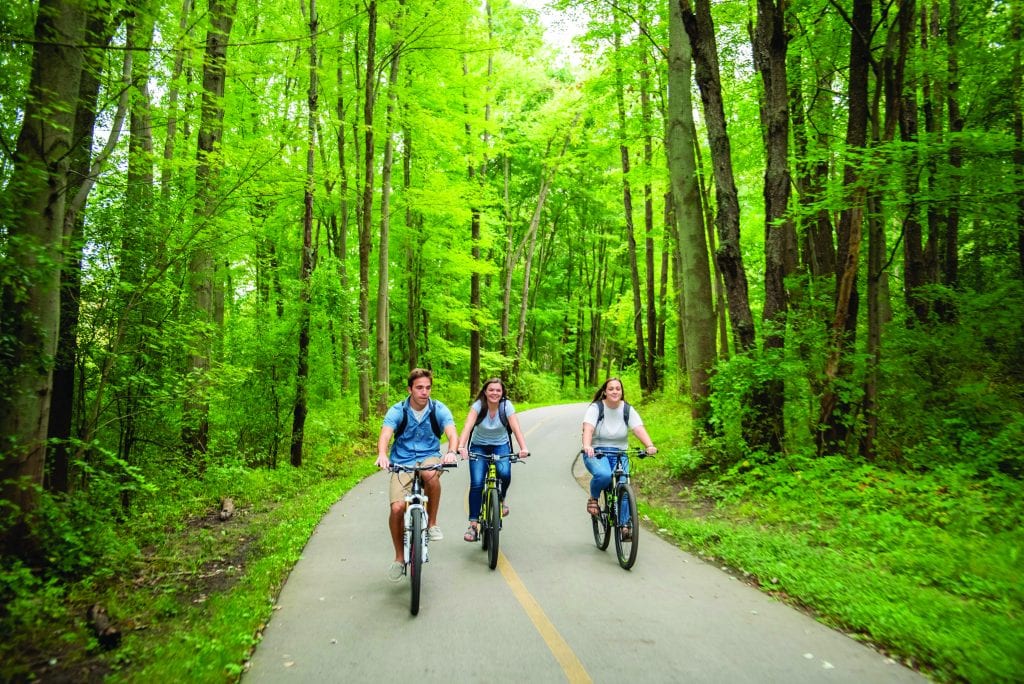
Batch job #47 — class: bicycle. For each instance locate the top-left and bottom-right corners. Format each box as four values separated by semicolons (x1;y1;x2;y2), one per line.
388;459;457;615
468;452;524;569
585;447;652;570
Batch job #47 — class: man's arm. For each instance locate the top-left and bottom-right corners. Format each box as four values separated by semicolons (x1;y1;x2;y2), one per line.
442;423;459;464
376;426;394;469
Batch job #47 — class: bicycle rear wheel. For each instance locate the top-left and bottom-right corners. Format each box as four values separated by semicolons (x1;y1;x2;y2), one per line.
591;489;611;550
409;507;424;615
487;488;501;569
614;482;639;569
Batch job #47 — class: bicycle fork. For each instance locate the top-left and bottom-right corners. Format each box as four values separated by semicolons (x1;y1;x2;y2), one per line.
403;498;430;565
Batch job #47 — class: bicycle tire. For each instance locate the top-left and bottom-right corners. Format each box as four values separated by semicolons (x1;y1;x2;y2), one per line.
614;482;639;569
409;507;424;615
592;489;611;550
487;487;501;569
480;488;491;552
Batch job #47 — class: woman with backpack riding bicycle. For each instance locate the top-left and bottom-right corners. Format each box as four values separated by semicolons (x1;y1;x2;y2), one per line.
581;378;657;537
455;378;530;542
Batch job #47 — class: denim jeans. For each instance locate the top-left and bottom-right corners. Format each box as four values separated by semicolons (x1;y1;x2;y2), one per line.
468;442;512;521
584;451;631;526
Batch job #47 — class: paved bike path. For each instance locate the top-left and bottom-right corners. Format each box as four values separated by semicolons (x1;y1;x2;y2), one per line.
244;403;925;683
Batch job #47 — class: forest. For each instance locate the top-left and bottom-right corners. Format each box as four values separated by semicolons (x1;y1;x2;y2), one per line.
1;0;1022;679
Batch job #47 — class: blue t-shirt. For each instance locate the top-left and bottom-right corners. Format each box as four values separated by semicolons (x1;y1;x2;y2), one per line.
383;398;455;465
468;399;516;446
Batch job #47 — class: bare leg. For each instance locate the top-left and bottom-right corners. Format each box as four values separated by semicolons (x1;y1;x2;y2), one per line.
389;501;404;562
423;471;442;527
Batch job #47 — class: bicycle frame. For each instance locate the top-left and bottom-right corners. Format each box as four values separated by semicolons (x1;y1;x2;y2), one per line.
469;452;522;569
388;459;454;614
586;447;650;570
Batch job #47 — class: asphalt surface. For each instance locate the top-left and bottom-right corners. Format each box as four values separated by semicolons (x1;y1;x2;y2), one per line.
243;403;926;683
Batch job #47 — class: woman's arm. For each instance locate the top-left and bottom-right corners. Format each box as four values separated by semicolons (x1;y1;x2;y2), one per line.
581;422;596;457
631;425;657;454
509;414;529;456
456;407;478;458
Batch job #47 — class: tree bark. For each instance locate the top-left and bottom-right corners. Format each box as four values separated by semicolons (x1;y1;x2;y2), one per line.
613;28;649;393
818;0;871;453
182;0;236;462
682;0;756;354
291;0;319;467
1;0;87;527
358;0;377;423
667;0;716;430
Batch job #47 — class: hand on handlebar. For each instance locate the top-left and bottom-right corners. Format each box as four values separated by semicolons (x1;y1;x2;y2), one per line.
375;454;391;470
582;445;595;457
518;449;530;459
457;445;469;460
645;445;658;455
442;451;458;465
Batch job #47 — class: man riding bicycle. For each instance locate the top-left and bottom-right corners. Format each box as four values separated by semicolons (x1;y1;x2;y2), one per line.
376;368;459;581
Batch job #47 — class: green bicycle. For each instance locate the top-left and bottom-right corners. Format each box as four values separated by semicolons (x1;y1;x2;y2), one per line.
469;452;523;569
588;447;651;570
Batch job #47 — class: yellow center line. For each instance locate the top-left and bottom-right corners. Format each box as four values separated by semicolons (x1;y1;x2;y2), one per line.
498;552;592;683
462;420;591;683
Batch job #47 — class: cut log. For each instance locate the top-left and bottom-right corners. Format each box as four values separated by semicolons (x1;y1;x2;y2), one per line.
219;497;235;520
86;603;121;649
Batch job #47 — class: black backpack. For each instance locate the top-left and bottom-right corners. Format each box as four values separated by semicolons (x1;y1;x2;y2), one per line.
393;398;442;438
470;397;513;447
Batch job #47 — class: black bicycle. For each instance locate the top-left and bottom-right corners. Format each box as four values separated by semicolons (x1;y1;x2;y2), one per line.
586;447;652;570
468;452;524;569
388;460;457;615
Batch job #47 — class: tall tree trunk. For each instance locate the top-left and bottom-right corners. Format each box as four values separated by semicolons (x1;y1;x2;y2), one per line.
376;11;402;413
667;0;716;431
790;54;836;280
161;0;193;202
47;10;118;494
752;0;793;452
291;0;319;467
639;12;660;391
613;28;650;393
358;0;377;423
682;0;756;353
182;0;236;463
1015;0;1024;278
464;51;480;397
0;0;87;529
818;0;871;453
939;0;962;321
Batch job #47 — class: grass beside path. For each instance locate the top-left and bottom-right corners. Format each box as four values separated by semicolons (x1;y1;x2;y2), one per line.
634;397;1024;683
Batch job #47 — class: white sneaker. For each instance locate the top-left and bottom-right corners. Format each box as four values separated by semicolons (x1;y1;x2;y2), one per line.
387;561;404;582
428;525;444;541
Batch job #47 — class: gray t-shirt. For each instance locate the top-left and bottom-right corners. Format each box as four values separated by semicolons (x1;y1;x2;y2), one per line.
583;401;643;450
469;399;516;446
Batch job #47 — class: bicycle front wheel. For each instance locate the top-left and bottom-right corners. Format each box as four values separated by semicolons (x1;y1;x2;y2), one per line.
592;489;611;550
409;507;424;615
487;488;501;569
614;483;639;569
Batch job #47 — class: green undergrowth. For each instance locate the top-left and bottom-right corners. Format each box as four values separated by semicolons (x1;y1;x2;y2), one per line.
638;449;1024;682
1;444;376;682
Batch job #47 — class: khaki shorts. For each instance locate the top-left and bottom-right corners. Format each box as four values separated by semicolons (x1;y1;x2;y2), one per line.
389;456;443;504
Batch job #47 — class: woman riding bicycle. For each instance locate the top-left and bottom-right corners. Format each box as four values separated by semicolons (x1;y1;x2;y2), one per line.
456;378;530;542
581;378;657;540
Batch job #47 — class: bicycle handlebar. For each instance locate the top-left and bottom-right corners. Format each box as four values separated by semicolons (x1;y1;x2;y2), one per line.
468;451;525;463
582;447;654;459
388;461;458;474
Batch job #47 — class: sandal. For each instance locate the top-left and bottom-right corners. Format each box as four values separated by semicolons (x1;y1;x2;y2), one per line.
586;498;599;516
502;503;510;517
620;526;632;542
463;524;479;542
